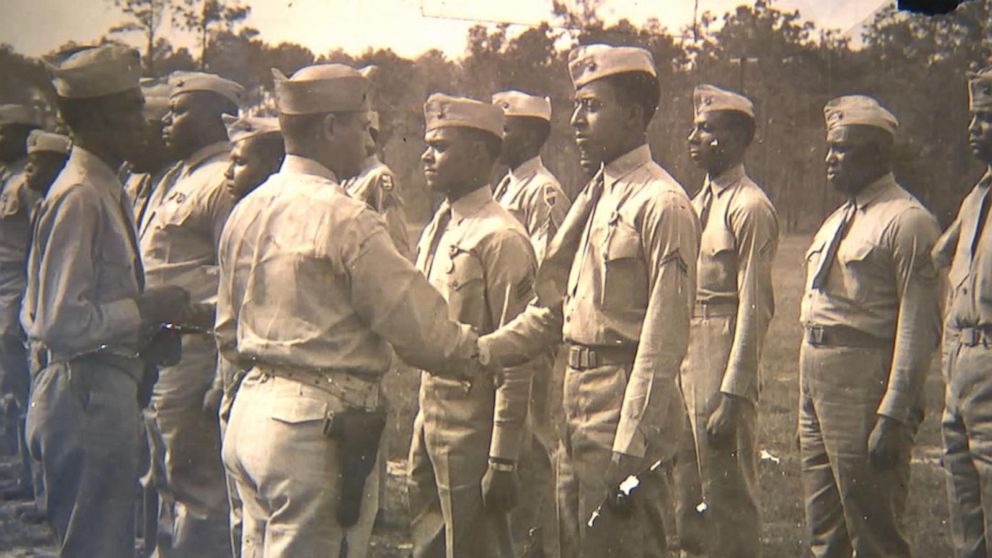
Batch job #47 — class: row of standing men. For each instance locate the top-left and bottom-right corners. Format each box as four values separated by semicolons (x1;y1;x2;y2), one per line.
0;41;992;558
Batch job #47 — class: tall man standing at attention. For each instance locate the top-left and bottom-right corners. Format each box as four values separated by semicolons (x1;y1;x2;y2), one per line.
799;95;940;558
680;84;778;558
477;44;700;557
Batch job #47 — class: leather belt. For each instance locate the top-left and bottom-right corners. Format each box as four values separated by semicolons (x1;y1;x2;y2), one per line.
254;364;380;411
952;326;992;348
804;324;890;349
693;300;738;319
32;343;143;383
566;343;637;371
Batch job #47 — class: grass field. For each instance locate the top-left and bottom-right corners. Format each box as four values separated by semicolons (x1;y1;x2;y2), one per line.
379;232;955;557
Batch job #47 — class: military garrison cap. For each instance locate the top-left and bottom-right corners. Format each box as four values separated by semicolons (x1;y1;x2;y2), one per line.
222;114;280;144
424;93;504;140
272;64;371;115
824;95;898;137
48;45;142;99
969;66;992;112
492;90;552;121
567;44;656;89
693;84;754;119
169;72;244;106
26;130;71;155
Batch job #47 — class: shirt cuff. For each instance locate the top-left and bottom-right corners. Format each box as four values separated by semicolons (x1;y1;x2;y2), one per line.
720;367;757;401
611;420;647;459
877;388;912;424
489;424;525;461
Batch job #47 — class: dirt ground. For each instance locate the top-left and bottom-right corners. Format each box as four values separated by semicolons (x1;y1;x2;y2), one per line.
0;234;956;556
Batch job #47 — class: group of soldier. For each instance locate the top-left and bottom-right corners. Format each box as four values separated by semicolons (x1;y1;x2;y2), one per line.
1;37;992;558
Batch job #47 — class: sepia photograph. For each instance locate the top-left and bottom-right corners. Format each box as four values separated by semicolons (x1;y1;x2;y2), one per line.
0;0;986;556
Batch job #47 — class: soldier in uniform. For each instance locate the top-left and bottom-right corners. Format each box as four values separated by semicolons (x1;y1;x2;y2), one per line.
125;78;177;225
679;84;778;558
217;63;483;558
342;109;411;257
478;44;700;558
0;128;69;506
214;113;283;557
799;95;941;558
940;66;992;558
408;94;537;558
140;71;243;557
490;89;570;556
0;104;41;470
21;44;191;557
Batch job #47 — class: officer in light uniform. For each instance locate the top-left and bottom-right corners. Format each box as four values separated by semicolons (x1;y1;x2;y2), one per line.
217;63;483;558
140;71;243;557
22;44;190;556
679;84;778;558
408;94;537;558
0;104;41;466
799;95;941;558
125;77;177;225
491;90;571;262
478;44;700;557
940;66;992;558
342;108;411;258
214;113;283;558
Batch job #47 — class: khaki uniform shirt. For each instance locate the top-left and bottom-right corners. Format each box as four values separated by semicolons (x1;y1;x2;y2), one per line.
484;144;700;459
693;164;778;401
343;154;411;259
801;173;941;423
493;156;571;262
20;147;143;359
125;163;176;228
946;171;992;330
215;155;477;379
139;142;234;306
0;158;37;334
416;186;537;460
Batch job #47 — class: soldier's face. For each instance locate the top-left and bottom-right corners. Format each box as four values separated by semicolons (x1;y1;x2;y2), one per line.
421;127;479;195
499;117;530;168
825;125;885;195
968;111;992;163
225;136;280;199
162;92;222;157
571;80;628;171
108;88;148;165
25;151;67;194
688;111;726;171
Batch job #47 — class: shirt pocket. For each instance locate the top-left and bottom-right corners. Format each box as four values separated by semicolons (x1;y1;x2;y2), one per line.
700;227;737;288
838;241;875;303
447;247;487;328
601;218;648;311
268;395;329;426
804;238;827;291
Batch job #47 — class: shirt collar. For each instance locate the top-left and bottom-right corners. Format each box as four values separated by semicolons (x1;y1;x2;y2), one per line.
852;172;896;211
604;144;651;186
707;163;746;196
70;146;126;203
359;154;380;174
280;155;339;183
183;141;230;174
979;168;992;190
450;185;493;222
509;156;543;181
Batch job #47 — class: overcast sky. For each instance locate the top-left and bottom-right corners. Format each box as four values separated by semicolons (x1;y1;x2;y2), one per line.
2;0;890;60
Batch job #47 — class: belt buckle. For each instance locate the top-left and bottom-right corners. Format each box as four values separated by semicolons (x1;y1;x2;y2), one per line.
808;326;825;346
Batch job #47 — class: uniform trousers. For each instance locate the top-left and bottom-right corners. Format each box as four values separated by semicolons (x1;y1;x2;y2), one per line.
409;374;509;558
942;331;992;558
218;355;247;558
679;313;761;558
799;343;914;558
148;332;231;557
26;358;140;558
557;359;685;558
223;369;381;558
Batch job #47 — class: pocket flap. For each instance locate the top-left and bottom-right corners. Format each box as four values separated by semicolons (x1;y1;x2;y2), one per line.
268;396;329;424
448;249;484;290
606;223;642;261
